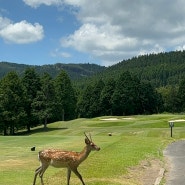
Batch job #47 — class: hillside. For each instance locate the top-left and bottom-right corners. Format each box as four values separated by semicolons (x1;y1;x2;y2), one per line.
1;50;185;87
0;62;105;80
102;50;185;87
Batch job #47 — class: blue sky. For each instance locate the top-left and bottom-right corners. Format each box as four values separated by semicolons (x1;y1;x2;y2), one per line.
1;0;185;66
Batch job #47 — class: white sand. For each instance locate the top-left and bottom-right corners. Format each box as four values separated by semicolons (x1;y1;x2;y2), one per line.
101;117;134;121
169;119;185;122
101;118;119;121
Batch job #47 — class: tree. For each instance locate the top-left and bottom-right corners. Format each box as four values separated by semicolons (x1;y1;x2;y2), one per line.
22;68;41;132
158;86;178;113
100;78;115;115
31;73;55;129
177;79;185;112
0;71;26;135
139;82;163;114
89;80;105;117
77;80;104;118
112;72;140;115
77;84;93;118
54;70;77;121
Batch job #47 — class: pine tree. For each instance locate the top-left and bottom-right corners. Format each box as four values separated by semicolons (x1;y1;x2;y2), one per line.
22;68;41;132
31;73;55;129
54;70;77;121
112;71;140;115
0;71;26;135
100;78;115;115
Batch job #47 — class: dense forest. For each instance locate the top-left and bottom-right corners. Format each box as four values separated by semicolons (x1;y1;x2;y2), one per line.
1;50;185;135
88;50;185;88
0;62;105;80
2;50;185;87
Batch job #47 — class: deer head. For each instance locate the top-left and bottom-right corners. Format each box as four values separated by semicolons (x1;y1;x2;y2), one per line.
84;132;100;151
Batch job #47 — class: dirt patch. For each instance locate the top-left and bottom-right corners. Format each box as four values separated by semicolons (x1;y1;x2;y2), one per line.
89;159;163;185
124;158;163;185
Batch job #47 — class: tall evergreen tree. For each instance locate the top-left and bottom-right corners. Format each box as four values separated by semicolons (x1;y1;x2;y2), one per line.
31;73;55;128
77;84;93;118
112;71;140;115
77;80;104;118
22;68;41;132
139;82;163;114
0;71;26;135
100;78;115;115
177;79;185;112
89;79;105;117
54;70;77;121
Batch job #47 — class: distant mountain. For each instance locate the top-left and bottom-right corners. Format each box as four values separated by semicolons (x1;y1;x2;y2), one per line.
0;62;106;80
2;50;185;88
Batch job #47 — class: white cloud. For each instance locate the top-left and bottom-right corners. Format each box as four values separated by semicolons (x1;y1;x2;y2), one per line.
62;0;185;65
0;17;11;29
23;0;63;8
51;48;71;58
63;0;86;7
61;23;138;65
175;45;185;51
23;0;86;8
23;0;185;66
139;44;165;56
0;17;44;44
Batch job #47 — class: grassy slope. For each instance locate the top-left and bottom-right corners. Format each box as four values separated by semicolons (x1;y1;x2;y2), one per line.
0;114;185;185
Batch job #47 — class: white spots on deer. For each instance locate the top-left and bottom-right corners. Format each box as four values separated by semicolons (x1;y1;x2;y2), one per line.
33;133;100;185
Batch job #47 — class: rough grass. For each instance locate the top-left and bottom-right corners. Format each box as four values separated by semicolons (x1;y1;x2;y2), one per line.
0;114;184;185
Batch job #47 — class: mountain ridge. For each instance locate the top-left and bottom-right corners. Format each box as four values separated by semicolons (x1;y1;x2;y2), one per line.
0;61;106;80
1;50;185;87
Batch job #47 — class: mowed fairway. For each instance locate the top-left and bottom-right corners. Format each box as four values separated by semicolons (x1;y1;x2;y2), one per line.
1;114;185;185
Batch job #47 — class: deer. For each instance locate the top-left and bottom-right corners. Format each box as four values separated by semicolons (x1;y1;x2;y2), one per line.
33;133;100;185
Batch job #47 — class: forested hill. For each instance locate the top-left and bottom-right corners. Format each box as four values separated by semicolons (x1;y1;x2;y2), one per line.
0;62;105;80
100;50;185;87
1;50;185;87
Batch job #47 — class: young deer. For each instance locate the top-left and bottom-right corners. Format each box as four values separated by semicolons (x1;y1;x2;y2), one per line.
33;133;100;185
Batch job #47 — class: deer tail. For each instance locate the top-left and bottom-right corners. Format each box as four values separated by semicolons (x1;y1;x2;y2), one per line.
38;151;42;161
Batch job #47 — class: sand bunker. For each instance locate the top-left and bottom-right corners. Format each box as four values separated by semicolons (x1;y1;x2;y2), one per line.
169;119;185;122
101;117;134;121
122;117;134;120
101;118;119;121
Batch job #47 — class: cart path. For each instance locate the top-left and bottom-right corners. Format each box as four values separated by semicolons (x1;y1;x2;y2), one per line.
164;140;185;185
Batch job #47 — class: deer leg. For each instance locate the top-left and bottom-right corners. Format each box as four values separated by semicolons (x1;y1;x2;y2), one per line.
72;168;85;185
39;165;49;185
33;166;42;185
67;168;71;185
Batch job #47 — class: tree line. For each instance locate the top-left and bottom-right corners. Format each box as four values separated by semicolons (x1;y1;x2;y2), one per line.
77;71;164;117
0;68;76;135
1;67;185;135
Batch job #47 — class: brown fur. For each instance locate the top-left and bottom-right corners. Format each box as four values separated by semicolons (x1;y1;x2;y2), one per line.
33;134;100;185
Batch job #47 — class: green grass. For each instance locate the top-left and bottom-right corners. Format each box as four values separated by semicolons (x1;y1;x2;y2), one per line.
0;114;185;185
